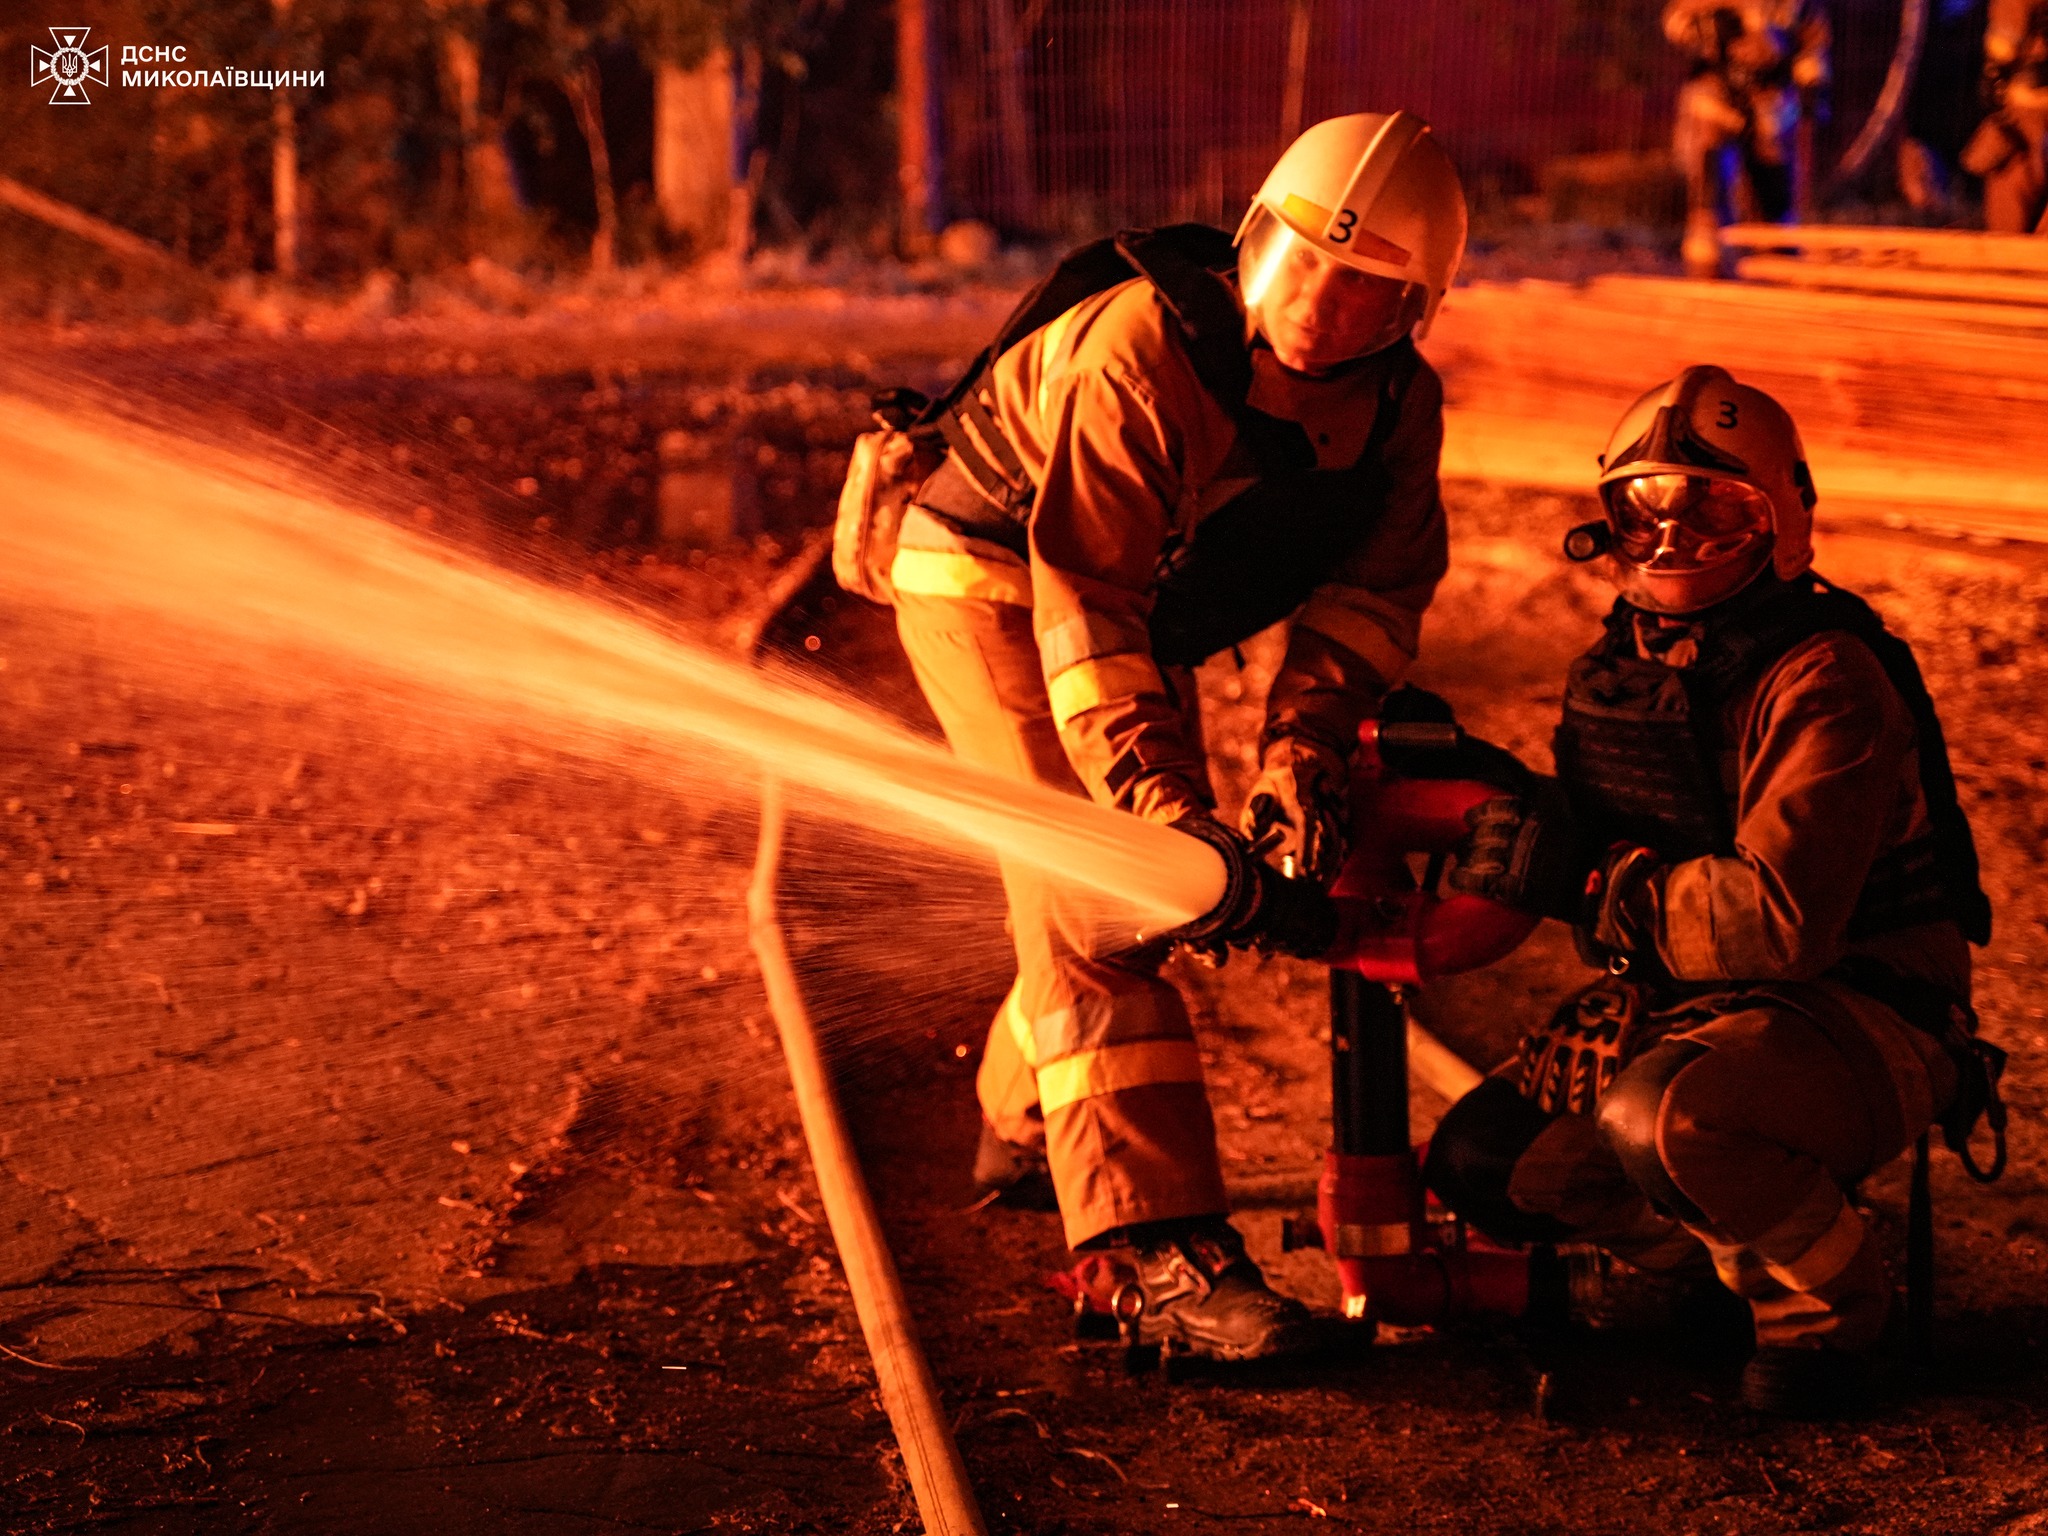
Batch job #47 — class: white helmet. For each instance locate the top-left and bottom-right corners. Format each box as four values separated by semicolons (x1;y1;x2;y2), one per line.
1235;111;1468;371
1595;364;1818;615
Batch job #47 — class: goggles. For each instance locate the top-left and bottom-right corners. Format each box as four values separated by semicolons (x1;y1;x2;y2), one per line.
1239;204;1424;368
1602;472;1774;571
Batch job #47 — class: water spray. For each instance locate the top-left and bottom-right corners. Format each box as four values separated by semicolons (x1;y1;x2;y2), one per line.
0;388;1227;939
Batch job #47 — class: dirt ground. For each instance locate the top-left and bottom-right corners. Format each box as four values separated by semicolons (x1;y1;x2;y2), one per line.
1;316;2044;1534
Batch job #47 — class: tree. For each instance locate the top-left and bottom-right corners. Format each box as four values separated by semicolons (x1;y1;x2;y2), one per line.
430;0;526;255
613;0;735;255
502;0;637;272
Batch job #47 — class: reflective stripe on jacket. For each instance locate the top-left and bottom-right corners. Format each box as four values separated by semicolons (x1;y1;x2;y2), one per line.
894;276;1448;822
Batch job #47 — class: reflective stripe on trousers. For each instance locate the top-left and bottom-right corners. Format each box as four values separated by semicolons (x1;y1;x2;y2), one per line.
1497;979;1952;1350
893;587;1227;1246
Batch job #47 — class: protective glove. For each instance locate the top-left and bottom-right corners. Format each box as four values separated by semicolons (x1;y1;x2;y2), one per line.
1446;785;1595;923
1582;843;1666;969
1162;814;1339;961
1241;735;1350;886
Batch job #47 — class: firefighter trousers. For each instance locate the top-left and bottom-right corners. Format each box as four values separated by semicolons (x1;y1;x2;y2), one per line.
891;572;1228;1250
1457;979;1956;1351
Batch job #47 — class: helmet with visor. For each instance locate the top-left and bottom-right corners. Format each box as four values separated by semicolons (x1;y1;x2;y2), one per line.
1594;366;1818;615
1236;111;1467;374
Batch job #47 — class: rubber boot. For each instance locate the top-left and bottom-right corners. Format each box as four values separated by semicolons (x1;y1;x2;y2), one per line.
1115;1219;1316;1362
970;1121;1057;1211
1741;1346;1871;1419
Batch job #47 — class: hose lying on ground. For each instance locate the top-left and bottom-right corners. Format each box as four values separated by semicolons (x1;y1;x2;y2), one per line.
748;780;989;1536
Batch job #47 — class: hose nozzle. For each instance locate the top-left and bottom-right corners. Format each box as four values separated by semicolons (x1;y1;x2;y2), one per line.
1160;815;1340;960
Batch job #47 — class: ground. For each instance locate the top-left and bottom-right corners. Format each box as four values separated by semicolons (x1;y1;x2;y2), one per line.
0;310;2043;1534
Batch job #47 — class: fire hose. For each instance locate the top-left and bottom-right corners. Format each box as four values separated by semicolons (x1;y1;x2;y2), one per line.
752;696;1530;1507
1282;719;1544;1327
1059;716;1547;1337
749;780;988;1536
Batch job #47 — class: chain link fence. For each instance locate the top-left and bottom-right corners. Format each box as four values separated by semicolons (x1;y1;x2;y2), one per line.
938;0;1923;239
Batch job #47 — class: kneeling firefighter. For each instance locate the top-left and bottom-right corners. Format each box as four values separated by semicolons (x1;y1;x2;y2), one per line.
833;112;1466;1359
1424;366;2004;1417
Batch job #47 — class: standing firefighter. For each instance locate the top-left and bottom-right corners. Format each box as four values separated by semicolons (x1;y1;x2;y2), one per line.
1962;0;2048;233
842;113;1465;1359
1664;0;1832;276
1424;366;2002;1418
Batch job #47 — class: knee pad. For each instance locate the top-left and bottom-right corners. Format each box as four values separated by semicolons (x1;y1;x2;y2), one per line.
1596;1041;1711;1224
1423;1078;1573;1244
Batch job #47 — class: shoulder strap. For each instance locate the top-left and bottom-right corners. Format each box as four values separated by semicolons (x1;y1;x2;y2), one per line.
1115;225;1316;475
1808;576;1994;946
1357;339;1422;469
914;234;1139;432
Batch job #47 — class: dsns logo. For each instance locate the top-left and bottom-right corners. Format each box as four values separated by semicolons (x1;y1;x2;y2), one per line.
30;27;109;105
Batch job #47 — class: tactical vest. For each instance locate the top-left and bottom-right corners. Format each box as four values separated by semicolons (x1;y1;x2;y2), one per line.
903;224;1421;670
1552;575;1991;946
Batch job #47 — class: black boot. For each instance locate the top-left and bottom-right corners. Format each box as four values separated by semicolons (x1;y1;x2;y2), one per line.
1114;1219;1316;1362
1741;1345;1871;1419
970;1122;1057;1211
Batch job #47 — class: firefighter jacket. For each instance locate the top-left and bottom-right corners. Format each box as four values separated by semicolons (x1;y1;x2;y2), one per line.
1986;0;2048;111
1663;0;1831;95
898;275;1448;827
1556;584;1979;1000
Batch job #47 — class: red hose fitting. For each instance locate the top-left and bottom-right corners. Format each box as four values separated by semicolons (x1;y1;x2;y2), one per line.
1318;1146;1531;1327
1322;727;1537;984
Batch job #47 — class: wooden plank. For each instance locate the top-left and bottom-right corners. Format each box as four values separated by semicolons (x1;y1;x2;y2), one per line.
1720;222;2048;274
1444;276;2048;350
1736;253;2048;307
1429;278;2048;544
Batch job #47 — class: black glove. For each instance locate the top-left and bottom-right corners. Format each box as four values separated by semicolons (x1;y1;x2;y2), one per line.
1241;735;1350;886
1163;814;1339;960
1446;786;1594;923
1581;843;1666;972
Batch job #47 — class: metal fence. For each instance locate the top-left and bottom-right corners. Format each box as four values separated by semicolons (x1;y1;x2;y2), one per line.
938;0;1917;238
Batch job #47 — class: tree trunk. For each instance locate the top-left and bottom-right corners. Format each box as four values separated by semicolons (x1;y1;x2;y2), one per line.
729;47;763;263
563;59;617;273
986;0;1034;230
654;50;736;254
271;0;298;280
440;28;522;243
1281;0;1312;146
896;0;943;252
225;155;251;273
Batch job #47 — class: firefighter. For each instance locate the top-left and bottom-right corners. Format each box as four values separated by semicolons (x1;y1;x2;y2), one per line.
1962;0;2048;233
1423;366;1996;1417
887;113;1466;1359
1664;0;1832;276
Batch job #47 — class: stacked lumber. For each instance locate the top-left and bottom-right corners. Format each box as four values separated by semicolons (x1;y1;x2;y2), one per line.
1428;272;2048;542
1722;223;2048;308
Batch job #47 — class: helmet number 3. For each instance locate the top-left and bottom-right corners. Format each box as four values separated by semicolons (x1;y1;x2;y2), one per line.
1717;399;1739;429
1329;208;1358;245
